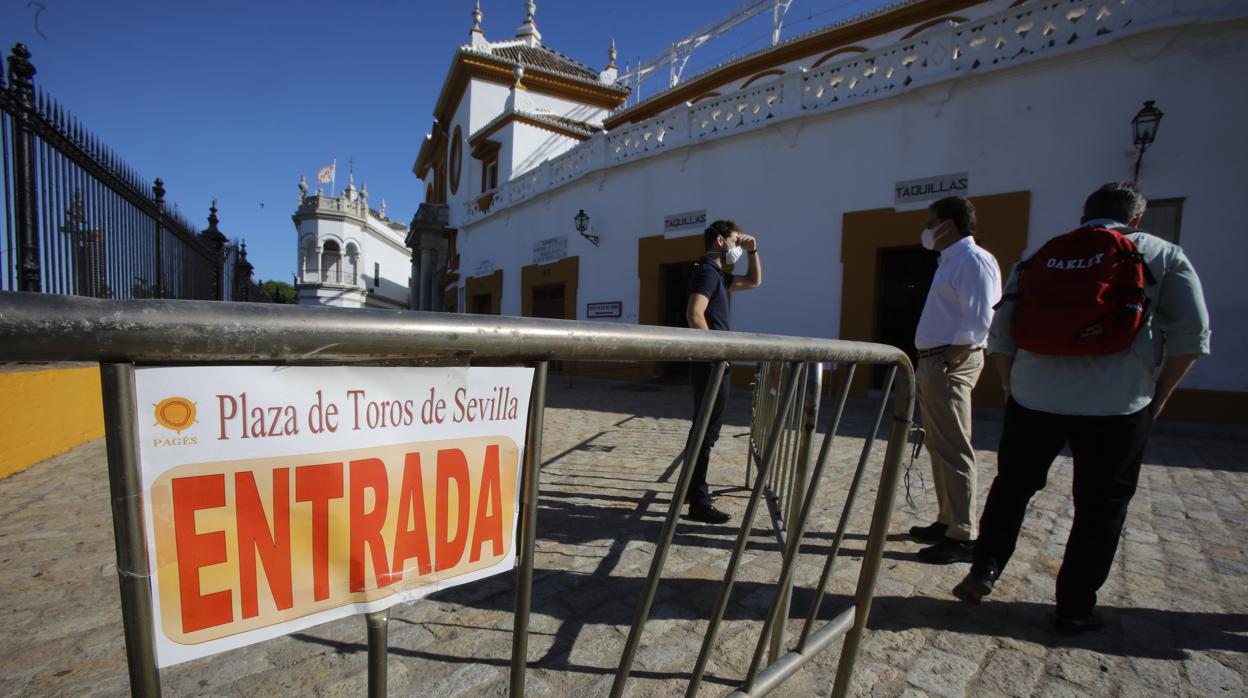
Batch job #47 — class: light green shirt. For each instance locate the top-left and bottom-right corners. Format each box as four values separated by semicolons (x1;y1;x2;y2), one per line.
988;221;1211;416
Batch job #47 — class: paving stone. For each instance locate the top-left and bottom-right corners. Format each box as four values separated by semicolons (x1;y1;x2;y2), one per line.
904;648;978;698
1183;651;1244;695
0;381;1245;696
971;648;1043;697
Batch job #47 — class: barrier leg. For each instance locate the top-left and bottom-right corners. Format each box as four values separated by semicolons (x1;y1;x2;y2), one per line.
366;610;389;698
768;363;821;665
510;362;548;697
100;362;162;697
798;366;893;652
610;361;728;698
831;366;913;698
686;362;802;696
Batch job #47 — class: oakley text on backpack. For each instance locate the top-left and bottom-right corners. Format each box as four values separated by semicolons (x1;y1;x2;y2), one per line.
1004;226;1155;355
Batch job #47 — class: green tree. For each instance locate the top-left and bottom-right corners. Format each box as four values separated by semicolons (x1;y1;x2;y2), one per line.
258;279;297;304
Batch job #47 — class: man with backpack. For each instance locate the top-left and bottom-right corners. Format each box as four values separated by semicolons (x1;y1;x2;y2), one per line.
952;181;1210;635
909;197;1003;564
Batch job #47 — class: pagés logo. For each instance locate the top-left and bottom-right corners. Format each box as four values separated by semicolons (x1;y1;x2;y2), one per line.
154;397;197;434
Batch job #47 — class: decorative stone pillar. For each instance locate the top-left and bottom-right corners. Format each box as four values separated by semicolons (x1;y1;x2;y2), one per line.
406;203;450;311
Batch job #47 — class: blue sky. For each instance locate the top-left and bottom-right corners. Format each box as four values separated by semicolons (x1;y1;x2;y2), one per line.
1;0;892;283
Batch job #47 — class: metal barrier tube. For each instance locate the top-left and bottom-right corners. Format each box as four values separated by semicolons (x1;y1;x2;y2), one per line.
777;368;802;527
610;361;728;698
0;294;912;367
686;362;801;697
365;610;389;698
728;607;856;698
797;366;894;651
831;365;913;698
100;362;162;697
510;362;548;697
763;363;824;672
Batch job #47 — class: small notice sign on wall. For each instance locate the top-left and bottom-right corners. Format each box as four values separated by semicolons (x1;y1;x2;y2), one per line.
587;301;622;319
473;258;497;277
533;236;567;265
895;173;969;205
664;209;707;234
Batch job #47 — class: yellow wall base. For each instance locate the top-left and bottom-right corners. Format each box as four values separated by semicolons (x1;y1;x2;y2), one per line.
0;366;103;479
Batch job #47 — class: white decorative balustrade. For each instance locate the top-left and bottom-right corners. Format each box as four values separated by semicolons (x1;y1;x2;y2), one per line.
693;82;782;140
608;115;678;163
549;138;598;185
455;0;1243;226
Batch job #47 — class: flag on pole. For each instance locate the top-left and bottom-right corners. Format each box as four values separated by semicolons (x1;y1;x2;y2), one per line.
316;160;335;184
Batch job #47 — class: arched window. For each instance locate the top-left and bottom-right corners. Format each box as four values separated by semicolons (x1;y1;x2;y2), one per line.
345;243;360;286
301;240;319;282
322;241;342;284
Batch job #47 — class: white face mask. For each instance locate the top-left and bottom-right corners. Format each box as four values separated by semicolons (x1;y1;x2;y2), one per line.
723;245;744;264
920;221;949;250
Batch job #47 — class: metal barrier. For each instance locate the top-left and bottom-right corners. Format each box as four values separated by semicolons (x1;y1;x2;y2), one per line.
0;292;914;697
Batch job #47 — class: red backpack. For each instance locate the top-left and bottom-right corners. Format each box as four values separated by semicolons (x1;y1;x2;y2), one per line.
1007;226;1154;355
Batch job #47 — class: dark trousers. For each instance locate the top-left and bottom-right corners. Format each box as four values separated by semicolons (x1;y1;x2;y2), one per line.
687;362;730;506
973;397;1153;617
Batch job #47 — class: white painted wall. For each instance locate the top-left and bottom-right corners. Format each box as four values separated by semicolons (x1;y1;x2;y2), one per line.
456;17;1248;394
509;121;581;177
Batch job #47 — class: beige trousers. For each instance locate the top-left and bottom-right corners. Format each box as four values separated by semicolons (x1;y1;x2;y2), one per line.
915;350;984;541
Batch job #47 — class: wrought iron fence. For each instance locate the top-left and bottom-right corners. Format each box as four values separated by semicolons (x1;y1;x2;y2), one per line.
0;43;261;301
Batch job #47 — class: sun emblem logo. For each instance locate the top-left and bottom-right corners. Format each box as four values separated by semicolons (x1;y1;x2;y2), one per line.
154;397;197;433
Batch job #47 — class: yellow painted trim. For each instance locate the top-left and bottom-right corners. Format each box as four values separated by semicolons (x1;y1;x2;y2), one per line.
637;233;707;381
465;269;503;315
1159;388;1248;425
0;366;103;478
839;190;1032;405
521;256;580;320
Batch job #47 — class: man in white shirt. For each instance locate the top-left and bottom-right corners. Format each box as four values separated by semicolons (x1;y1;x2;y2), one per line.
909;196;1003;564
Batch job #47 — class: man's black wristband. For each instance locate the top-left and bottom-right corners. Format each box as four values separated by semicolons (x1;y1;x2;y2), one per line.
748;250;758;255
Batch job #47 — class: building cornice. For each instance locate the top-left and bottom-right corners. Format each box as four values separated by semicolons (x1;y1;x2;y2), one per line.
469;109;597;147
604;0;982;129
417;48;628;179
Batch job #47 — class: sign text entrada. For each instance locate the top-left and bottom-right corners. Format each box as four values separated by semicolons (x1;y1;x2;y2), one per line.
134;366;533;667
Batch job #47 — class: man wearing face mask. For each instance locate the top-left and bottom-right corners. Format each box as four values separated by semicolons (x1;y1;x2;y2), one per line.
909;196;1003;563
684;219;761;524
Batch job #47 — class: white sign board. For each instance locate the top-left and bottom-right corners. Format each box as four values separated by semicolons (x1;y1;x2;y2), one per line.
134;366;533;667
533;236;567;265
894;172;969;205
473;258;497;277
664;209;707;234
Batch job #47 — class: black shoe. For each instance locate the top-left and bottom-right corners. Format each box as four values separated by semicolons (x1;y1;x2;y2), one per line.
682;492;719;504
687;502;731;524
1054;610;1105;636
916;537;975;564
908;521;948;543
953;568;996;605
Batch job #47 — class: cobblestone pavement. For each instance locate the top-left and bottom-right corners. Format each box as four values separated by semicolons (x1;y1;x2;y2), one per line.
0;377;1245;697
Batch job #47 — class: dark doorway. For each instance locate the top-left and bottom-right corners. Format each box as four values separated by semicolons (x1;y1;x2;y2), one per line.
660;261;695;378
472;293;493;315
531;282;566;319
875;246;937;388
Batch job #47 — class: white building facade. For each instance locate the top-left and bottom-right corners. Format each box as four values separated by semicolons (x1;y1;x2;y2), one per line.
415;0;1248;422
292;176;415;310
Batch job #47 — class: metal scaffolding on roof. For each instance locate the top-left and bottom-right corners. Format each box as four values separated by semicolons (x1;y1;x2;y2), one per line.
618;0;795;104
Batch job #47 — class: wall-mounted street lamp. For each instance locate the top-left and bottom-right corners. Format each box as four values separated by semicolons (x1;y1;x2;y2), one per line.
575;209;599;246
1132;100;1164;181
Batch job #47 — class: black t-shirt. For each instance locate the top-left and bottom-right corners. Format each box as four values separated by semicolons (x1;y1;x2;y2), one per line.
688;255;733;331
